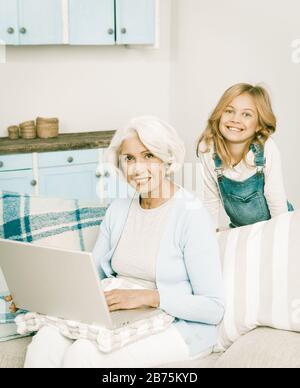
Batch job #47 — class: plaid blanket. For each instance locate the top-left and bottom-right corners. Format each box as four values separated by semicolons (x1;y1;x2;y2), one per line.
16;278;174;353
0;191;107;337
0;191;106;251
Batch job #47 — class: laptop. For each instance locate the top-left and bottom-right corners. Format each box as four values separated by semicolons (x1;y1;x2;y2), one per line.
0;238;160;329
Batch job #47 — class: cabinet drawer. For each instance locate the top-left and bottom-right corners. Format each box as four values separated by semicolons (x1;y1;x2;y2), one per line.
0;154;33;172
38;149;102;168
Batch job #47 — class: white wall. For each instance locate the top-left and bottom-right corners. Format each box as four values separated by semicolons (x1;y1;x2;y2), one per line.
0;0;172;135
170;0;300;207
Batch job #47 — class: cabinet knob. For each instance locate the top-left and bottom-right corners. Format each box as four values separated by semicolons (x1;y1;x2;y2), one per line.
107;28;114;35
30;180;37;187
20;27;27;34
121;28;127;34
0;161;3;168
96;171;110;178
7;27;15;34
67;157;74;163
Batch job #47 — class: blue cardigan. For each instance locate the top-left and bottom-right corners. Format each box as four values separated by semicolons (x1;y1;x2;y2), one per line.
92;187;224;357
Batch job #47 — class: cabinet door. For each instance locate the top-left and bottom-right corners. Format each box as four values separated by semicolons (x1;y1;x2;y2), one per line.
39;164;100;201
96;163;135;205
115;0;155;45
0;170;35;194
0;0;19;45
18;0;63;45
69;0;115;45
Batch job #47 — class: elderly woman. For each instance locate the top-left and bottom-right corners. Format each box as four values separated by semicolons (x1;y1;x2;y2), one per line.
24;116;224;368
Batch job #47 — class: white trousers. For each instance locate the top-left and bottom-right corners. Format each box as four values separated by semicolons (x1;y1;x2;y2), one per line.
24;325;210;368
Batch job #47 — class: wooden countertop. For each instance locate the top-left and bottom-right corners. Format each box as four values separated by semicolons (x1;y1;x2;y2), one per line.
0;131;116;155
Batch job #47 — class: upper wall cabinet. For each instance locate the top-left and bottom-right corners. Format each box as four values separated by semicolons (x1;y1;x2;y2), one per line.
18;0;64;45
0;0;156;46
69;0;155;45
0;0;64;45
0;0;19;45
115;0;155;45
69;0;115;45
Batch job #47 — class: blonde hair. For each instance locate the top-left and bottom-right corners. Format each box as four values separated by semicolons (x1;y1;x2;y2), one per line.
105;116;186;176
197;83;277;167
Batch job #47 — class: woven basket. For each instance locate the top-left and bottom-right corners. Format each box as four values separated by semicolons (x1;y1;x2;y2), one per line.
36;117;59;125
7;126;20;140
19;121;36;139
36;117;59;139
20;121;35;129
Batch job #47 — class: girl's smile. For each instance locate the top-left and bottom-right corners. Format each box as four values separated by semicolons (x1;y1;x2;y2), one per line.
226;125;245;133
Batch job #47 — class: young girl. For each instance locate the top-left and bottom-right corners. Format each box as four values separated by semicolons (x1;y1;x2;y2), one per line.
197;83;293;229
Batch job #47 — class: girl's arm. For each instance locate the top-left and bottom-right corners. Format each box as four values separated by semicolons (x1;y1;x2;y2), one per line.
159;205;225;325
264;139;290;217
199;152;221;228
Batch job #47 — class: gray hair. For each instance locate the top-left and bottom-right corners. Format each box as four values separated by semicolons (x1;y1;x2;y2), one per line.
105;116;186;175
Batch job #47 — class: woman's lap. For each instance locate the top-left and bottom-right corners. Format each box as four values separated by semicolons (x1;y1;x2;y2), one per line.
25;324;193;368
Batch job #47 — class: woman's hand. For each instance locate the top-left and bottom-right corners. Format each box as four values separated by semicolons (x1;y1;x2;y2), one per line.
104;289;160;312
4;295;18;313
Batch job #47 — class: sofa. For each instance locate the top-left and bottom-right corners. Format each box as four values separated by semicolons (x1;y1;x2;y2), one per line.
1;191;300;368
1;327;300;368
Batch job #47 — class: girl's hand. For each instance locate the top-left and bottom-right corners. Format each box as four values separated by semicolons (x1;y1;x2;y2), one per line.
4;295;18;313
104;289;160;312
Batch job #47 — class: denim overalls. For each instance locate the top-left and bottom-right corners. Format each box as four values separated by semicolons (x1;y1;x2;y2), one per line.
213;143;294;228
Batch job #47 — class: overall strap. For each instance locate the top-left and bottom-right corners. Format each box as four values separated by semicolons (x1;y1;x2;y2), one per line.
250;143;266;173
213;150;223;178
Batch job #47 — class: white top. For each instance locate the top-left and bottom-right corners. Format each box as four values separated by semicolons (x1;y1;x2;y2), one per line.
111;196;175;290
198;137;289;228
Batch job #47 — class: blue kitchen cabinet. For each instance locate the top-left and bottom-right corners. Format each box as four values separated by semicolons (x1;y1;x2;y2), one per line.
0;149;134;202
0;170;36;194
38;149;100;201
39;164;101;201
0;0;19;45
18;0;63;45
69;0;115;45
115;0;155;45
38;149;134;203
0;0;63;45
69;0;155;45
0;0;155;46
0;153;35;194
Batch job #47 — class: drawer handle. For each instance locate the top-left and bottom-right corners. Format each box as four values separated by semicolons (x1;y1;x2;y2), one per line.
96;172;110;178
30;180;37;187
67;157;74;163
0;161;3;168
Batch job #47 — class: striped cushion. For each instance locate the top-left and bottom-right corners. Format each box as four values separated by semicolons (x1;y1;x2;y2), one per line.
0;191;107;340
217;210;300;351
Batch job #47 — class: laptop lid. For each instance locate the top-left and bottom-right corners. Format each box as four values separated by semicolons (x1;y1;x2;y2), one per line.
0;238;113;328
